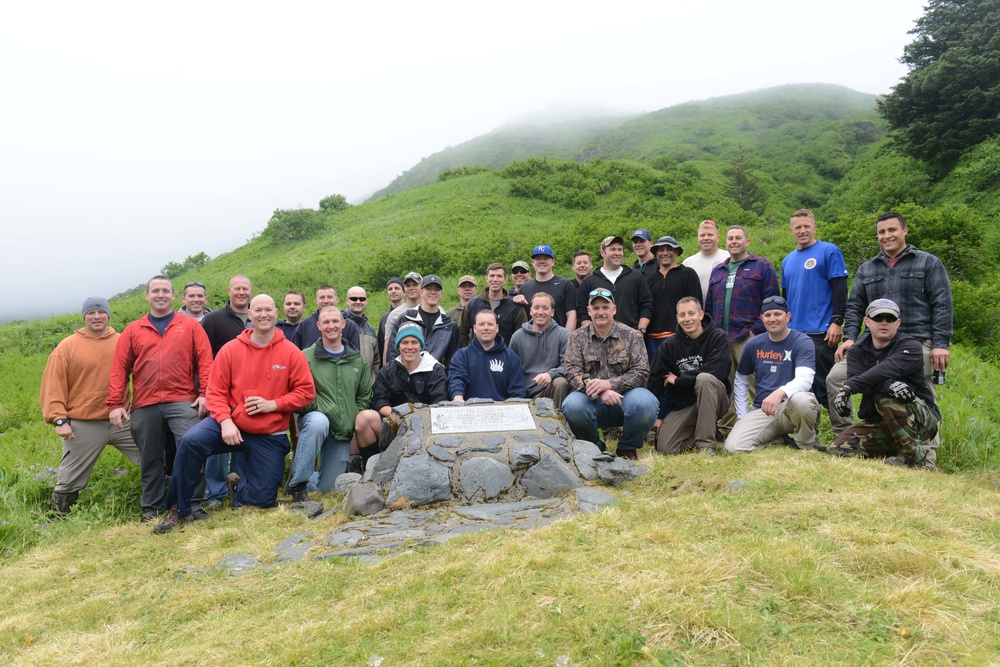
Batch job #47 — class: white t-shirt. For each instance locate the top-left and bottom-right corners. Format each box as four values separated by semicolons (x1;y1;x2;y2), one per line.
683;249;730;301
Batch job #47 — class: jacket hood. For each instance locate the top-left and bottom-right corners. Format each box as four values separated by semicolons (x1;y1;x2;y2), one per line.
312;338;361;360
396;350;441;374
234;326;288;350
519;319;559;335
470;335;508;354
74;326;118;340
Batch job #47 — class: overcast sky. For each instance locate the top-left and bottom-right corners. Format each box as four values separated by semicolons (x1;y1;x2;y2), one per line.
1;0;927;323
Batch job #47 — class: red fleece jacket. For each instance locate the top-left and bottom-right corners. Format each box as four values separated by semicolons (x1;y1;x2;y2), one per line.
206;328;315;434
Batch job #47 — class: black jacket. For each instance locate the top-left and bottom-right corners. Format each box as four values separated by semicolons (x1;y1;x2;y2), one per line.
647;315;731;414
845;331;939;422
372;353;449;413
646;265;703;335
200;301;249;357
576;266;654;329
460;291;527;347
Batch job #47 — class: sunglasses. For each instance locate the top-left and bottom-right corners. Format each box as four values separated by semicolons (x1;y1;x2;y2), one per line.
869;314;898;323
184;281;205;289
589;289;613;298
348;296;367;302
512;269;529;275
761;296;789;307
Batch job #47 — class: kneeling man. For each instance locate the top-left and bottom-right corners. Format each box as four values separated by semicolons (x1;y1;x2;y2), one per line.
725;296;819;453
154;295;315;533
648;297;731;455
829;299;938;468
288;306;381;501
449;310;527;402
562;289;658;460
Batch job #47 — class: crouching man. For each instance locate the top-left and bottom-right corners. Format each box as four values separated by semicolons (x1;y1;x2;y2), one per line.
154;295;315;533
647;297;731;455
829;299;938;469
725;296;820;453
562;289;658;460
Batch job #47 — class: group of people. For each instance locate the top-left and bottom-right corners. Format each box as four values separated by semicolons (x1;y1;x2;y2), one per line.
38;208;951;531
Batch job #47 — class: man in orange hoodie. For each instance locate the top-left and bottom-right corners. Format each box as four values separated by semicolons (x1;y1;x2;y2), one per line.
108;276;214;522
40;297;141;516
154;295;315;533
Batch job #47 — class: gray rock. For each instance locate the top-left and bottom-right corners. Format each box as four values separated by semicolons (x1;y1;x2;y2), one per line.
394;403;412;417
723;480;746;493
427;445;457;462
275;541;315;563
510;444;541;467
374;529;427;541
434;436;464;448
596;458;648;486
539;420;559;435
288;500;324;518
466;397;495;404
541;436;571;461
312;504;343;521
533;397;556;416
483;436;505;447
314;541;406;560
406;433;422;455
371;435;405;486
334;473;362;494
409;416;424;439
216;553;260;575
460;457;515;500
576;487;617;512
521;454;581;498
451;498;559;520
387;454;452;507
345;483;386;517
514;433;539;442
457;446;502;456
273;531;313;554
572;440;603;481
362;454;380;483
326;529;364;548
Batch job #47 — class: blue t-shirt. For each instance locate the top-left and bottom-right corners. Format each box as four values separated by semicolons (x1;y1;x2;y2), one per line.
737;329;815;407
780;241;848;334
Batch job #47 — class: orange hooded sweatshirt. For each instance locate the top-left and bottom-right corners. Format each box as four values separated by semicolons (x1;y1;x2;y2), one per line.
41;326;120;423
206;328;315;434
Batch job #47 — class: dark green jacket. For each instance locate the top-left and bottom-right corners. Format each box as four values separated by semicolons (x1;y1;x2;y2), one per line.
303;340;372;440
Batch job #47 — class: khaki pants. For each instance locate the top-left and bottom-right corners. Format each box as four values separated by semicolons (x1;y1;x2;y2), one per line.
656;374;729;454
725;392;820;453
55;420;140;493
535;377;571;411
718;339;754;435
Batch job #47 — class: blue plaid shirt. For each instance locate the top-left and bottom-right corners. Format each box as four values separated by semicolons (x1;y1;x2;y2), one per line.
704;254;780;343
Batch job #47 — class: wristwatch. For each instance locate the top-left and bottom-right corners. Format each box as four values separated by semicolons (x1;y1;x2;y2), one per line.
54;419;68;427
638;327;647;334
830;316;844;326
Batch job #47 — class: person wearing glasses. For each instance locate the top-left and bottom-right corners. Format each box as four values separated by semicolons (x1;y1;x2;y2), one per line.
562;289;658;460
724;296;820;453
387;275;460;369
343;285;380;384
509;260;532;303
827;212;952;468
179;281;211;322
828;299;939;469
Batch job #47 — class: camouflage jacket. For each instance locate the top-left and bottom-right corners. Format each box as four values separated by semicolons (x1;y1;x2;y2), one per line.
564;321;649;394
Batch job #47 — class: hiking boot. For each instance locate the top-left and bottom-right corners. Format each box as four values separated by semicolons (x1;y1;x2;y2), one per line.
885;454;933;471
698;446;717;456
190;507;211;521
346;455;363;476
227;472;241;501
140;509;161;523
51;490;78;516
153;507;192;534
616;448;638;461
288;482;309;503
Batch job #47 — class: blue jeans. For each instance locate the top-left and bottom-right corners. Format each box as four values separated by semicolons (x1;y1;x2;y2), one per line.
288;412;350;494
166;418;289;518
562;387;659;452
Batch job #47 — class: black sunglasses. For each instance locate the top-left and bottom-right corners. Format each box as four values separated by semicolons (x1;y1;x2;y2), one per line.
869;314;898;323
184;281;205;289
348;296;367;302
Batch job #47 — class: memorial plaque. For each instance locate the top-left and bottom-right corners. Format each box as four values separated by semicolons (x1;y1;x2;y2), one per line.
430;404;536;434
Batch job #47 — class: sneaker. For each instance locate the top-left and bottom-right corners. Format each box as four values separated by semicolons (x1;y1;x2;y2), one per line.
140;510;162;523
153;507;192;534
190;507;211;521
616;448;638;461
288;482;309;503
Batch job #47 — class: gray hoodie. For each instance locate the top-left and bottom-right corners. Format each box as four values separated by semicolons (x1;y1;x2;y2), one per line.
508;320;570;398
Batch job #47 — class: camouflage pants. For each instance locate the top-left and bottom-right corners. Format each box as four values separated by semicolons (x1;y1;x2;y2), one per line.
829;394;939;464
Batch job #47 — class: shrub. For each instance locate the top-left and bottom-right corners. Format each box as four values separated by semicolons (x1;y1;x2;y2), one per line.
260;208;323;243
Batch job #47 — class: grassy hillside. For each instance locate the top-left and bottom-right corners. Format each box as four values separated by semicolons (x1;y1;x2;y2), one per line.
366;113;634;202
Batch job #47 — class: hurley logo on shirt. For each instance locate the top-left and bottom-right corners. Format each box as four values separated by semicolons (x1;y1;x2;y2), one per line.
489;359;504;373
272;364;287;370
756;349;792;361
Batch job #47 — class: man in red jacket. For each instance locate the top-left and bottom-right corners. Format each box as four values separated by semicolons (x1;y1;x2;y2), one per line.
108;275;214;522
154;295;315;533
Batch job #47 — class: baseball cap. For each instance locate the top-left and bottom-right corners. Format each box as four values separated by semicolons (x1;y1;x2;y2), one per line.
512;261;531;273
403;271;422;284
458;275;478;287
531;244;554;258
421;275;443;289
587;288;615;305
866;299;900;319
601;235;625;251
631;228;652;242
